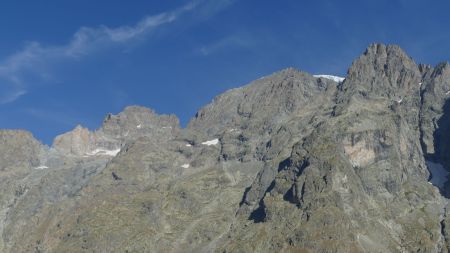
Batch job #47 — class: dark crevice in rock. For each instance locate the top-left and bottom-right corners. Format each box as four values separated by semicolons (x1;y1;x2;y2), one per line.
248;201;266;223
295;159;310;177
419;86;428;156
424;99;450;198
283;185;300;206
433;100;450;197
247;156;311;222
112;172;122;181
282;159;311;206
434;100;450;167
440;216;447;251
439;205;450;252
249;181;275;223
277;158;292;172
239;186;252;206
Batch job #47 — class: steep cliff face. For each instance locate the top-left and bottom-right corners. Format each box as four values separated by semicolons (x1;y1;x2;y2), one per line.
1;44;450;253
0;130;47;251
420;63;450;158
221;44;445;253
0;130;44;169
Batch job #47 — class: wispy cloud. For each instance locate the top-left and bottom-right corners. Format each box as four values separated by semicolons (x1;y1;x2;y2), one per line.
0;0;236;104
199;35;255;56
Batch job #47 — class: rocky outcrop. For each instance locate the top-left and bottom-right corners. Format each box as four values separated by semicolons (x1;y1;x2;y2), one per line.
0;130;47;252
420;63;450;158
1;43;450;252
0;130;44;169
53;106;180;156
53;125;94;155
188;68;337;136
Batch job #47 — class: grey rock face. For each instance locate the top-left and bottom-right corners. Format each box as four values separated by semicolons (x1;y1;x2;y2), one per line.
0;130;44;169
53;106;180;156
0;130;47;251
99;105;180;142
219;44;449;253
344;44;421;97
188;68;337;135
420;63;450;156
53;125;94;156
2;43;450;253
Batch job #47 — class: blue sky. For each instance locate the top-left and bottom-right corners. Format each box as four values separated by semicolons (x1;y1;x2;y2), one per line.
1;0;450;144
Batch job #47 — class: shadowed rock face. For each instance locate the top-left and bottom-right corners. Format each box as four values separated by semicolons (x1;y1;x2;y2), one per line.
2;43;450;253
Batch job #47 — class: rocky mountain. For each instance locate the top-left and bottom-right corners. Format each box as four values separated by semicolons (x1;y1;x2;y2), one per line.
1;43;450;252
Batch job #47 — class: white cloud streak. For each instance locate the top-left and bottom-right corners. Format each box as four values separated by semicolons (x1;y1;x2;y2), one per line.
199;35;255;56
0;0;212;104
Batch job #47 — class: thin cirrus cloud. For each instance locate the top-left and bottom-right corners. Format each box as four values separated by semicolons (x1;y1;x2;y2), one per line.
0;0;233;105
199;35;256;56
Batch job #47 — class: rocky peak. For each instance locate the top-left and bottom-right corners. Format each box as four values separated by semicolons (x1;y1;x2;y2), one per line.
100;106;180;137
428;62;450;91
343;43;421;99
419;63;433;76
53;106;180;157
52;125;94;156
0;130;44;169
188;67;338;136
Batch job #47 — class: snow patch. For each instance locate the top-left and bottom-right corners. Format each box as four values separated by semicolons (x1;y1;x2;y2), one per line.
181;164;190;169
426;161;449;188
258;75;268;80
185;144;192;147
446;91;450;95
34;165;49;170
86;148;121;156
137;124;142;129
395;98;403;104
313;74;345;83
201;138;219;146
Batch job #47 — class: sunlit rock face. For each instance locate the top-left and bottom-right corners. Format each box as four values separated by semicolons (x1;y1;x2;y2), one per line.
53;125;94;155
2;44;450;253
53;106;181;157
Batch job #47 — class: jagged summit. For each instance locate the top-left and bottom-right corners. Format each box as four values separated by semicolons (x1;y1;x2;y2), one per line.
53;105;180;157
188;66;339;136
365;43;413;60
100;105;180;136
343;43;421;99
0;130;44;169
